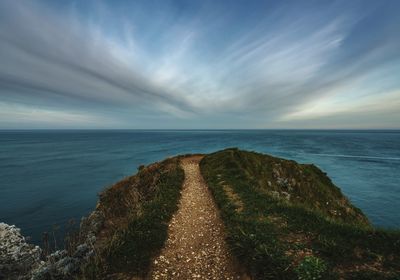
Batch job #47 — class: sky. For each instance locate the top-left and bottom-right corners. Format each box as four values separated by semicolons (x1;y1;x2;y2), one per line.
0;0;399;129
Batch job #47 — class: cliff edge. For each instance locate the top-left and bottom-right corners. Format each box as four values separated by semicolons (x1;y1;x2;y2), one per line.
200;148;399;279
1;149;399;280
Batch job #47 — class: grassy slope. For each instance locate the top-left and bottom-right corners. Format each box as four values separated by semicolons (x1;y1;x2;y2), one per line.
200;148;400;279
81;157;184;279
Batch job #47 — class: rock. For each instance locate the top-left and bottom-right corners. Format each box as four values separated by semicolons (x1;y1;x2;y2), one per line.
0;220;98;280
272;168;280;178
270;191;290;201
276;177;289;188
48;250;67;263
281;191;291;201
73;244;88;259
0;223;41;279
55;257;80;275
31;254;82;280
270;191;280;200
79;211;104;238
30;264;52;280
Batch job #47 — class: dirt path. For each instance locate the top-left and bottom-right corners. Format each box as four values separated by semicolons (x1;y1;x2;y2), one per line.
149;156;245;280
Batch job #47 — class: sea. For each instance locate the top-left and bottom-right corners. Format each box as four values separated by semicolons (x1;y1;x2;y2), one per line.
0;130;399;244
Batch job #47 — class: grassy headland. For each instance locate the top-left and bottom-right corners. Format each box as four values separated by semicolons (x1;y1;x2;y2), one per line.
200;148;400;279
80;157;184;279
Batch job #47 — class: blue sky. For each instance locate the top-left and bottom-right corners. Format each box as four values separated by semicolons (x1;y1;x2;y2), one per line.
0;0;399;129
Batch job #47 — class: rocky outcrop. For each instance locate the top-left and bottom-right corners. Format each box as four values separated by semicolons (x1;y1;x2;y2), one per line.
30;247;88;280
29;211;103;280
0;211;103;280
0;223;42;279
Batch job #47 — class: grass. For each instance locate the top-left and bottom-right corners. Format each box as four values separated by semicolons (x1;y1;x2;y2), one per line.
200;148;400;279
80;157;184;278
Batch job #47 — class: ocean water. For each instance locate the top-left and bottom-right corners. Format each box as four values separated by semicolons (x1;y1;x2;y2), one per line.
0;130;399;244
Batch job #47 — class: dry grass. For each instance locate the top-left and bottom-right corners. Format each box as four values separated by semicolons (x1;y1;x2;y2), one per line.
80;157;185;279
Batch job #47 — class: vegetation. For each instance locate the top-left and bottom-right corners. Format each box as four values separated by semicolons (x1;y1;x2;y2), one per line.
295;256;327;280
81;157;184;279
200;148;400;279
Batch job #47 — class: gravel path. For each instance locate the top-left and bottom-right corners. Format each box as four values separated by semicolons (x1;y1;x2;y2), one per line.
149;156;245;280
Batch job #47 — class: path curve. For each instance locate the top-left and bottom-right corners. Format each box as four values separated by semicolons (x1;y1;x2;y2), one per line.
149;156;244;279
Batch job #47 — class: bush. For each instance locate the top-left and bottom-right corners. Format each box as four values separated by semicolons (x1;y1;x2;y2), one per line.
295;256;327;280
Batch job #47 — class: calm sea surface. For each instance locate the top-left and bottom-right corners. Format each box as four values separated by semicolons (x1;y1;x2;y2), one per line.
0;130;399;244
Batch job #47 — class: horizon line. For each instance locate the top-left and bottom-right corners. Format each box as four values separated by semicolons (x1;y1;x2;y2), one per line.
1;128;400;131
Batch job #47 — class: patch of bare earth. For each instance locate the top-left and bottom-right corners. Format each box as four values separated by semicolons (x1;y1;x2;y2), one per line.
222;184;244;213
148;156;246;280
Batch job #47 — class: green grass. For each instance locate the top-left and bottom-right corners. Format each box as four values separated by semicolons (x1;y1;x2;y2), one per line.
81;157;184;278
200;148;400;279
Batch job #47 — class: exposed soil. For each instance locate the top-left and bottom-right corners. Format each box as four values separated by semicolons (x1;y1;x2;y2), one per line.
148;156;246;280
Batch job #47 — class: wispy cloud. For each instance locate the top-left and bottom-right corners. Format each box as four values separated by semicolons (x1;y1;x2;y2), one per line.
0;0;399;128
0;102;118;129
0;1;194;115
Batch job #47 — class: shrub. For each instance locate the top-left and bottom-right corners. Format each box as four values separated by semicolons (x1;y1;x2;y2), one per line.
295;256;327;280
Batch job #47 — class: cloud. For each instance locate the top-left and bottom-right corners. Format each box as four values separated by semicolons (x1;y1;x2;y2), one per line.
0;0;399;128
0;102;118;129
0;0;194;115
